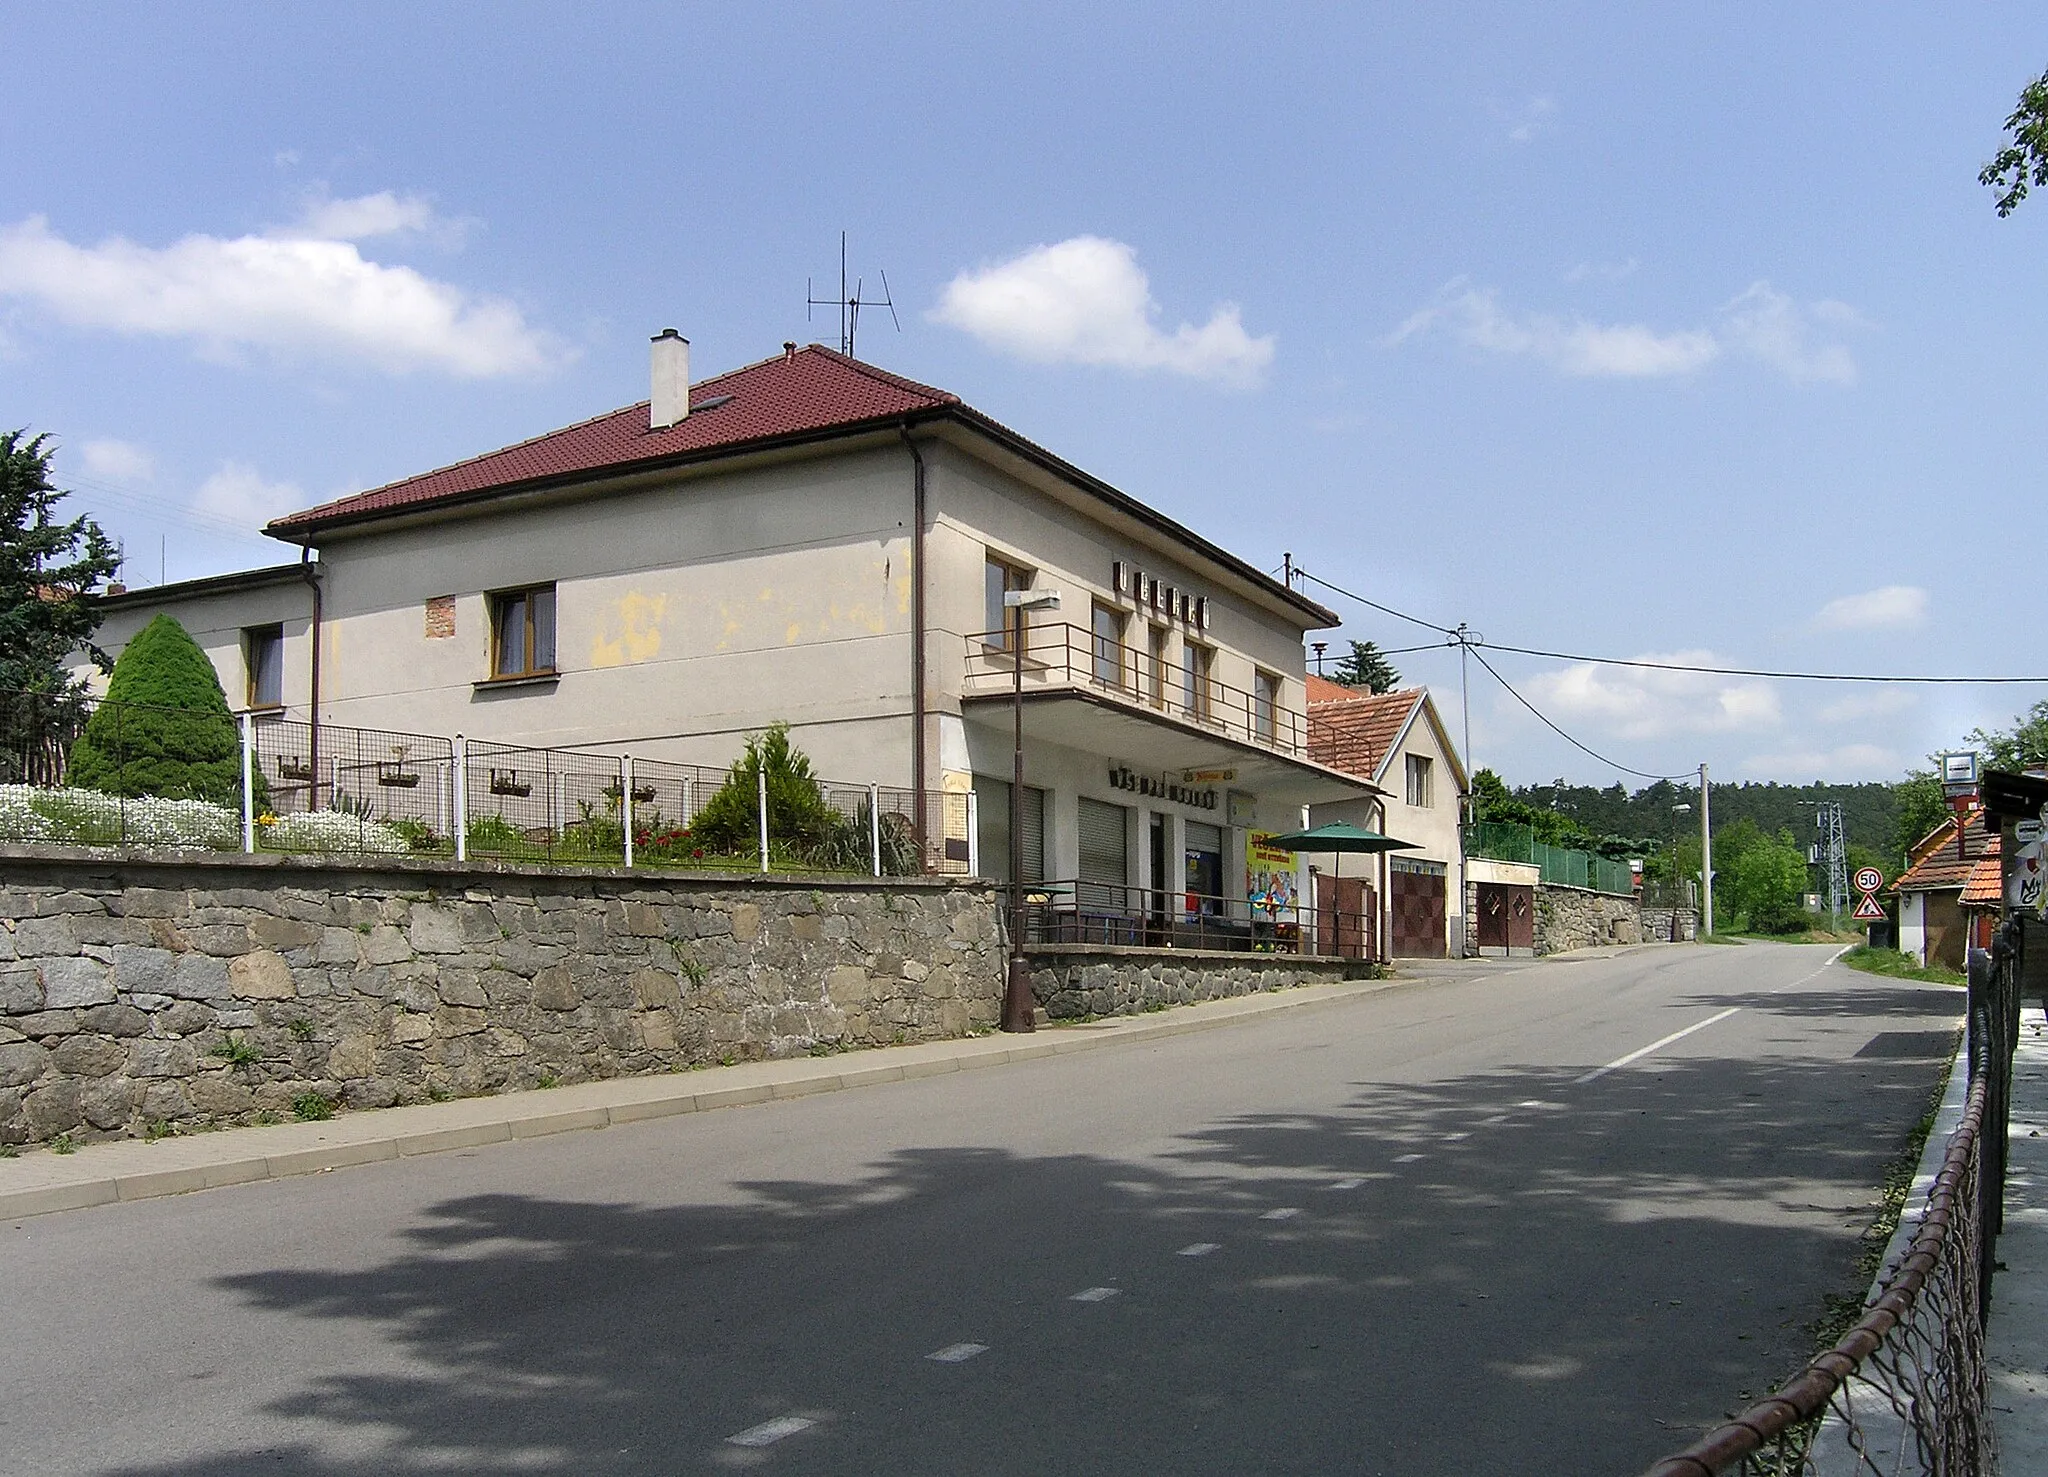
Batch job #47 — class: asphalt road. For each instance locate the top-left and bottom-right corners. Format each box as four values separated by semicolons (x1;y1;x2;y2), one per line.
1;942;1963;1476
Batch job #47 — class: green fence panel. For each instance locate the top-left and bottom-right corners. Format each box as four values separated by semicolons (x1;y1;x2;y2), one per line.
1468;821;1634;897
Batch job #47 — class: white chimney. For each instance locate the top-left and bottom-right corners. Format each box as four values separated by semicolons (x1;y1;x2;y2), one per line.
650;329;690;429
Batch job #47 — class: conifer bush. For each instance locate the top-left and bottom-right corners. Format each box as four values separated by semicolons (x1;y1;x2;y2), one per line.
66;614;267;809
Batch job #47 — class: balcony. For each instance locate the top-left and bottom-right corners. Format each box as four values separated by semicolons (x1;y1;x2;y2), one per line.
959;625;1375;810
963;624;1319;756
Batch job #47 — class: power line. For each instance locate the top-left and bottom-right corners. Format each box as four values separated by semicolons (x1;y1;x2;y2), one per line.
1292;568;1458;637
1466;645;1697;783
1472;640;2048;686
1296;562;2048;686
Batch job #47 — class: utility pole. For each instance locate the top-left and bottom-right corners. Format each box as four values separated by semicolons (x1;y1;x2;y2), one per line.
1699;762;1713;937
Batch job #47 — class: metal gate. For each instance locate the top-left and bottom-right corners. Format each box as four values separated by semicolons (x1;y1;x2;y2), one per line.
1475;882;1534;952
1390;866;1447;958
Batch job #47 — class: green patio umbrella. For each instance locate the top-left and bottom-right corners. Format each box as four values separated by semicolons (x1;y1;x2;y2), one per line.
1263;822;1418;854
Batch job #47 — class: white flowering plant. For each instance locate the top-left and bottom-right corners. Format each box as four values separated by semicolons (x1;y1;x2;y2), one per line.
259;808;412;855
0;785;239;848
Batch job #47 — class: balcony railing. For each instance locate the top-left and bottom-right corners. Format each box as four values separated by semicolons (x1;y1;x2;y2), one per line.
964;625;1325;760
1017;878;1379;961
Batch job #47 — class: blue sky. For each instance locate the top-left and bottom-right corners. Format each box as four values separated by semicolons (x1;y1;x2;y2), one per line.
4;2;2046;789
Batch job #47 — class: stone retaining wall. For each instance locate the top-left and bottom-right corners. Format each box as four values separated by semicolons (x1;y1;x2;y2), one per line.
1639;906;1700;943
1535;884;1642;955
0;849;1005;1147
1026;946;1375;1019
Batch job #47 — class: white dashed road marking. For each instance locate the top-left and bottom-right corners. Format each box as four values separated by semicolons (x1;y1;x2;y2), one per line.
926;1343;989;1363
1071;1286;1121;1302
1574;1007;1741;1086
1259;1207;1301;1221
1393;1153;1425;1163
1178;1242;1222;1256
1326;1178;1364;1191
726;1416;815;1447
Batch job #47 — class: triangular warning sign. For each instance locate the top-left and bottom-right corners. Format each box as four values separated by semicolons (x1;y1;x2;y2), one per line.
1852;893;1886;921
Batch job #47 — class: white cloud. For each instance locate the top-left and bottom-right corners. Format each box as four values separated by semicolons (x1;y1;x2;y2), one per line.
1811;584;1927;632
1564;257;1640;283
1506;95;1557;144
78;438;154;485
1816;688;1917;724
1392;278;1861;385
1736;743;1900;781
931;236;1274;388
1720;282;1859;385
287;190;468;248
1519;650;1781;741
1389;285;1718;378
0;213;564;378
193;461;306;530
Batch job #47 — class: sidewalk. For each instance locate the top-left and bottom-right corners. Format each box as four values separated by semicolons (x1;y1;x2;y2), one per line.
1990;1002;2048;1469
0;971;1413;1222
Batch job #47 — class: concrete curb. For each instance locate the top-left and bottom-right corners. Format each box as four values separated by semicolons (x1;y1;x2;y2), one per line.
0;972;1406;1221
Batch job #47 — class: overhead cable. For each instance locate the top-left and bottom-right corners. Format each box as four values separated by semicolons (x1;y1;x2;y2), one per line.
1472;640;2048;686
1466;646;1697;783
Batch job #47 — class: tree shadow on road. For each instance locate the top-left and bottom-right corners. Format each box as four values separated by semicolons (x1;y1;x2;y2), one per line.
75;999;1967;1476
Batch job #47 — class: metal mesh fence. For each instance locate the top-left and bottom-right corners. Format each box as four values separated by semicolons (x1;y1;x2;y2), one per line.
0;688;969;877
1639;918;2022;1476
1466;819;1636;896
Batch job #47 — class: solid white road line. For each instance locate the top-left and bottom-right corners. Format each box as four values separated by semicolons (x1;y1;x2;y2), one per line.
726;1416;816;1447
1071;1286;1121;1302
1573;1007;1742;1086
926;1343;989;1363
1178;1242;1222;1256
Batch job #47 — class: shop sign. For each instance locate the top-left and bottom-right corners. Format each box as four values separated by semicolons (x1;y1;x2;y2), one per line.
1182;768;1236;784
1247;831;1298;915
1107;762;1218;810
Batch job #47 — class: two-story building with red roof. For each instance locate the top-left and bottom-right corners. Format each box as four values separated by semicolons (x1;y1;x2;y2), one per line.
85;336;1376;931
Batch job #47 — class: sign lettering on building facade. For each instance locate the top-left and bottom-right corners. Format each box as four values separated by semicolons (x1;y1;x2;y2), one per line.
1107;762;1218;811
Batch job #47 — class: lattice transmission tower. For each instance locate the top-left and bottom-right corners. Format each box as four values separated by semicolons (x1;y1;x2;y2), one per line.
1815;801;1849;930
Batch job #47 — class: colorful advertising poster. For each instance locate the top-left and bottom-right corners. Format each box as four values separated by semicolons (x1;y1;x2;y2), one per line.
1247;832;1298;916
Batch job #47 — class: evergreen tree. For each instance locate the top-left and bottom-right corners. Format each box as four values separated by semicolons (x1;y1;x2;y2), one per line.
0;430;120;781
1331;639;1400;694
690;722;837;853
66;615;261;807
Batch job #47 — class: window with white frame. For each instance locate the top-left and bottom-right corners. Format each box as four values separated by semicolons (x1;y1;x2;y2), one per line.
1405;752;1434;808
244;625;283;710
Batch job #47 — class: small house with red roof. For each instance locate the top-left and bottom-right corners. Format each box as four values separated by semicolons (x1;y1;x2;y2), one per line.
1893;806;2000;971
84;336;1377;934
1304;676;1468;957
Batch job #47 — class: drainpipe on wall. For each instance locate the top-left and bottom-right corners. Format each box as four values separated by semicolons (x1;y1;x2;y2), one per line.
899;425;928;857
299;548;323;810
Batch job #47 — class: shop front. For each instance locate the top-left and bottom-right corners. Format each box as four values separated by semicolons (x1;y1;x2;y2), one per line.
956;686;1375;956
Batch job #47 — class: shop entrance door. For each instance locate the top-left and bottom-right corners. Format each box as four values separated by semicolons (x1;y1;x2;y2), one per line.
1147;814;1169;944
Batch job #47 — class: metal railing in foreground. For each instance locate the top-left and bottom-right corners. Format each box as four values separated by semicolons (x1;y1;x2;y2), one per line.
1017;878;1378;961
0;689;974;878
1639;917;2022;1476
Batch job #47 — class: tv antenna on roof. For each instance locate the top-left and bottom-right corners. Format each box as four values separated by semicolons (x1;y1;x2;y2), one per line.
808;232;899;359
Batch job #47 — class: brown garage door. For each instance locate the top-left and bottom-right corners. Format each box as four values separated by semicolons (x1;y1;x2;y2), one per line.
1390;866;1447;958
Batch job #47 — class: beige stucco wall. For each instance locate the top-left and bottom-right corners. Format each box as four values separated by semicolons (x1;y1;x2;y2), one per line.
77;431;1329;809
84;575;314;716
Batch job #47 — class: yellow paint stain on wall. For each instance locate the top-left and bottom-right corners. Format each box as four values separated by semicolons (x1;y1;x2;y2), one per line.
589;591;668;668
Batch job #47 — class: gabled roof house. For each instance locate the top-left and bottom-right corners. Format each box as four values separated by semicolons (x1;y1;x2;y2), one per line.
87;335;1377;933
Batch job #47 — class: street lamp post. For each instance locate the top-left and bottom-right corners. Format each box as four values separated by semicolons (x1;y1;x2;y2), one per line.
1002;587;1061;1032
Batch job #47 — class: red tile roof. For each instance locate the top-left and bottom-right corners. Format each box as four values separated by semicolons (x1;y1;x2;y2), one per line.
1894;809;1999;894
1961;854;2005;907
268;345;959;534
1307;679;1426;783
